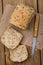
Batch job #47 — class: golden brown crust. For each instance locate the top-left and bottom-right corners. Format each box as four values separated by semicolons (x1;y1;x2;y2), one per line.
10;4;35;30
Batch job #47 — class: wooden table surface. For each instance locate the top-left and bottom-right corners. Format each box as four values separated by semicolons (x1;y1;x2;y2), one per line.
0;0;43;65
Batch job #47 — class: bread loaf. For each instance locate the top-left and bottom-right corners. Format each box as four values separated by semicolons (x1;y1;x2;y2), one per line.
10;4;35;30
1;27;23;49
10;45;28;62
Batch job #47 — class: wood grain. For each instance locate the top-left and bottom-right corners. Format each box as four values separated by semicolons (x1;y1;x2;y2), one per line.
0;0;2;19
38;0;43;13
0;0;5;65
37;14;43;49
0;43;5;65
41;49;43;65
37;14;43;65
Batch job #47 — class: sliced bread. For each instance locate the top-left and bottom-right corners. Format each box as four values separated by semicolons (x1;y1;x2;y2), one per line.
1;27;23;49
10;45;28;62
10;4;35;30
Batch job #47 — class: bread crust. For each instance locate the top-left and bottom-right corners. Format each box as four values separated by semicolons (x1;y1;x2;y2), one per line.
1;27;23;49
10;45;28;62
10;4;35;30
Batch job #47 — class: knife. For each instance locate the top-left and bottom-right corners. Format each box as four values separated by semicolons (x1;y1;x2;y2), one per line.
32;15;40;59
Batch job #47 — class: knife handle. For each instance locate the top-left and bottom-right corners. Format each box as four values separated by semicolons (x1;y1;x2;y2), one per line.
34;15;40;37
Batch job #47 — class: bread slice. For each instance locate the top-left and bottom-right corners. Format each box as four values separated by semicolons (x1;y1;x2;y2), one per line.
10;45;28;62
10;4;35;30
1;27;23;49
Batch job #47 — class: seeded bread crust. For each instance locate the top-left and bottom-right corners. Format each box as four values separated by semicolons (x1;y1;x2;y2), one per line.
10;45;28;62
10;4;35;30
1;27;23;49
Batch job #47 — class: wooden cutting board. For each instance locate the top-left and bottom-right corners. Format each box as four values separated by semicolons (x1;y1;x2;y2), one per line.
0;4;40;65
37;14;43;49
